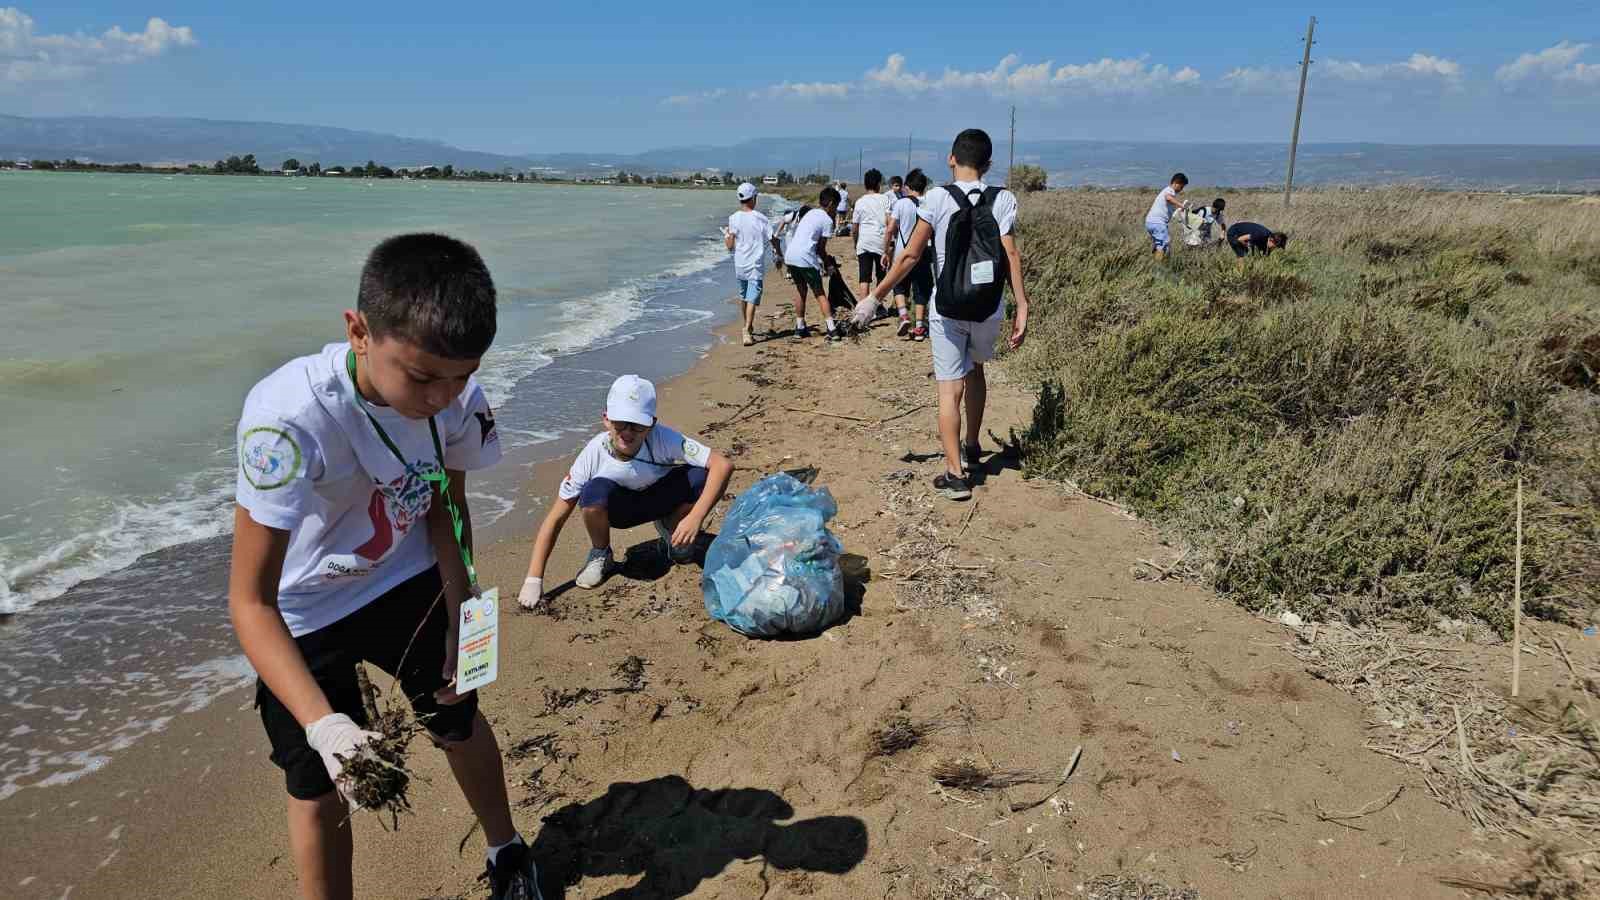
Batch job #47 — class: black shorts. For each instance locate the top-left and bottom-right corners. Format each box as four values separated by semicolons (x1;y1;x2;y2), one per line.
856;252;885;284
255;566;478;800
577;465;709;529
893;256;934;304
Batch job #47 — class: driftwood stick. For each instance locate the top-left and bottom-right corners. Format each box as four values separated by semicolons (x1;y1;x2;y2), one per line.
1512;476;1524;698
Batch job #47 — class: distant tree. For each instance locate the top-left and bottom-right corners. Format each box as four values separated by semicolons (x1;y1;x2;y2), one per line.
31;159;57;170
241;154;259;173
282;158;301;172
307;162;321;176
1008;164;1048;193
364;160;378;176
442;164;454;178
375;165;395;178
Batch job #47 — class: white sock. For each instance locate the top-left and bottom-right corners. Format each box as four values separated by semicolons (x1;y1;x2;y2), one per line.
487;832;526;866
796;317;806;330
825;319;836;332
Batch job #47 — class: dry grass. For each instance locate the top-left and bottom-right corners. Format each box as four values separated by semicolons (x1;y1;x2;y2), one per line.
867;714;953;757
1283;617;1600;884
1083;875;1201;900
931;757;1048;792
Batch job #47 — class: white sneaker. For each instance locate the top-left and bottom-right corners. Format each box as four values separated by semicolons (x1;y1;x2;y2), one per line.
575;547;612;589
654;520;696;563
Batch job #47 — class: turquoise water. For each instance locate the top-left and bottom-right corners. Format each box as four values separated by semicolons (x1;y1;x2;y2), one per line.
0;171;735;613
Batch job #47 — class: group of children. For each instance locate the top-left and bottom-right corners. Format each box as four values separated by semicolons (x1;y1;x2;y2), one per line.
1144;171;1290;260
226;127;1030;900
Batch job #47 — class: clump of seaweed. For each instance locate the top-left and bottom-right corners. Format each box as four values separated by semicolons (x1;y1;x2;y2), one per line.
346;663;419;829
930;757;1046;792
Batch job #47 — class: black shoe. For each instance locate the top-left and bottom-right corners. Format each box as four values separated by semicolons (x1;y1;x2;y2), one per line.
485;842;544;900
933;472;973;501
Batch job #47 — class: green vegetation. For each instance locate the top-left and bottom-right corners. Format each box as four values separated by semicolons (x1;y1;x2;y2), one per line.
1008;164;1048;193
1009;189;1600;632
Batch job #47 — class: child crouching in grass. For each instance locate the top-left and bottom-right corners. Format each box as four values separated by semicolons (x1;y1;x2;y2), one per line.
518;375;733;607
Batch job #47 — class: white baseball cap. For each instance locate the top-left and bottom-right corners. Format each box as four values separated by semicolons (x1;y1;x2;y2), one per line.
736;182;758;201
605;374;657;426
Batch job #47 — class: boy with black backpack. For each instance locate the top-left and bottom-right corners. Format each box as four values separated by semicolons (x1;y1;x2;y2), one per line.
870;129;1029;501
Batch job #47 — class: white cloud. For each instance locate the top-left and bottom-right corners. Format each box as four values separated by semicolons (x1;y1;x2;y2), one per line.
1496;41;1590;82
862;52;1200;98
662;88;727;107
749;80;851;101
0;7;196;84
1323;53;1462;82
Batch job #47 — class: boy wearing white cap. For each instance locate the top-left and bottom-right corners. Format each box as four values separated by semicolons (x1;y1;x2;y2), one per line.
723;182;777;347
518;375;734;604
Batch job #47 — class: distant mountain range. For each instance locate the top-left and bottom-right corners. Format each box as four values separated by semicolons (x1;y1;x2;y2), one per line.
4;115;1598;191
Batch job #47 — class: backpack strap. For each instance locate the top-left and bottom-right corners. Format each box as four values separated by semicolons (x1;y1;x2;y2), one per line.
944;184;974;210
980;186;1003;207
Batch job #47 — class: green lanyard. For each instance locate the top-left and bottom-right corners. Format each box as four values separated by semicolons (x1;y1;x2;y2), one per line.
346;349;477;587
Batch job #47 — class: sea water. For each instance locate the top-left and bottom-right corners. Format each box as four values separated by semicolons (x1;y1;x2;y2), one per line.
0;170;744;799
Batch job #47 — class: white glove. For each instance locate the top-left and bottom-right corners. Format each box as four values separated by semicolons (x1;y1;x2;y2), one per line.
517;576;544;610
305;713;382;800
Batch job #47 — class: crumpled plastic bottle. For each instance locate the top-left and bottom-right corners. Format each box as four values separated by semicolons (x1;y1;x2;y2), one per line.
701;473;846;637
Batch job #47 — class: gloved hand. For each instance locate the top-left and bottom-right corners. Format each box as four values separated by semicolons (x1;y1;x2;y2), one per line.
517;576;544;610
305;712;383;801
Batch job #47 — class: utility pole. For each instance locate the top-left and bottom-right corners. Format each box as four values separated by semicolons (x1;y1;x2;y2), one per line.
906;134;912;175
1284;16;1316;209
1008;106;1016;180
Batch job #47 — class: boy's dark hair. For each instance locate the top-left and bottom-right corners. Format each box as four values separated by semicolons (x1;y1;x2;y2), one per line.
1271;231;1290;248
819;186;841;207
358;233;497;360
1212;198;1226;212
951;129;993;171
1170;172;1189;187
890;175;903;187
904;168;930;193
864;168;883;190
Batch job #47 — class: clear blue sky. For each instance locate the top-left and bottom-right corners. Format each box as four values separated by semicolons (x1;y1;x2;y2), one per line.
6;3;1597;152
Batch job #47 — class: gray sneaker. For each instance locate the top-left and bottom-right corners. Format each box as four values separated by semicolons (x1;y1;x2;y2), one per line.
655;520;696;563
575;547;612;589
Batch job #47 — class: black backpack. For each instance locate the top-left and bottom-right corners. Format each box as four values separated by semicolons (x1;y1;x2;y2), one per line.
934;185;1007;321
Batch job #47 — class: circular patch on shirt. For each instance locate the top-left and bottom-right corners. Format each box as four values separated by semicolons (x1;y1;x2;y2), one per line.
240;426;302;490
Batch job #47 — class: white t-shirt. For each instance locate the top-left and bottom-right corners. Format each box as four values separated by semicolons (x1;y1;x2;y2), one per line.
781;208;834;270
1146;186;1181;225
235;342;501;637
851;192;892;255
726;209;773;280
837;189;849;215
915;181;1018;322
558;425;712;500
889;195;920;253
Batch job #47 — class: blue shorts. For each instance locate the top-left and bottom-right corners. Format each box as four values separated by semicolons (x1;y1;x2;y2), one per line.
738;277;763;305
1146;220;1170;252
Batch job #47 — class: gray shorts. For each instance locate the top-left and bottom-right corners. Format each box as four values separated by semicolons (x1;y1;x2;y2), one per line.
929;316;1002;382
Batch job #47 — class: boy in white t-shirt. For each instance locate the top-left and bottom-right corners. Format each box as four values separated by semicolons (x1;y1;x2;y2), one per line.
518;375;733;601
229;234;543;898
780;186;842;341
850;168;893;310
1145;172;1188;259
723;182;777;347
882;167;933;341
835;182;850;235
871;129;1030;502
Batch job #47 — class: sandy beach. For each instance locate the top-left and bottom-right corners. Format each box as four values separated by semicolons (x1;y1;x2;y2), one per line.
4;267;1588;899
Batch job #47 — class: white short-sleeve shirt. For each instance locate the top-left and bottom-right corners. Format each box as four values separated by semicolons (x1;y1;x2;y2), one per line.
558;425;712;501
915;181;1018;322
850;192;892;256
1147;186;1181;225
781;208;835;270
234;342;501;636
727;209;773;280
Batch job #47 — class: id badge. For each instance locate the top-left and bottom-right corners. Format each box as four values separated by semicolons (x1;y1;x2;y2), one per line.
455;588;500;692
970;260;995;285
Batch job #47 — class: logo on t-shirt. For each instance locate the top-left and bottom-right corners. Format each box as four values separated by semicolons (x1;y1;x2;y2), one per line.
474;410;498;448
240;426;301;490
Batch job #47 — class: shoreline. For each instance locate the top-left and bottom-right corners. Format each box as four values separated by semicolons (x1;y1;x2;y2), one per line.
5;262;1546;898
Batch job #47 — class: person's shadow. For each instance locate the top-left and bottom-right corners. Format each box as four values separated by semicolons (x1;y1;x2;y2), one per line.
529;775;868;898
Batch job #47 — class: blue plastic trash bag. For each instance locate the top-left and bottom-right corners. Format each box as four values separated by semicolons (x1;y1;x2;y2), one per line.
702;474;846;637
